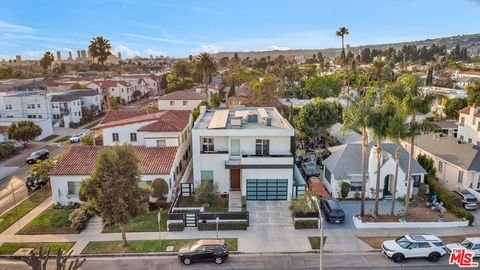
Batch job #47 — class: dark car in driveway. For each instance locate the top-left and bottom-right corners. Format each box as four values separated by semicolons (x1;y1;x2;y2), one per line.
26;149;50;164
178;239;229;265
320;198;345;223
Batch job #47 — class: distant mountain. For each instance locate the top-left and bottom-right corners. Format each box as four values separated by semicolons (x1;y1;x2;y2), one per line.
212;33;480;59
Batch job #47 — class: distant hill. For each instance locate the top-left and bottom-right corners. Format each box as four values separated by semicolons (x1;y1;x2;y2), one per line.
212;33;480;59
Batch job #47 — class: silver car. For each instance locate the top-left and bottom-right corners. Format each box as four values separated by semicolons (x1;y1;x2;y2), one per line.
454;189;478;210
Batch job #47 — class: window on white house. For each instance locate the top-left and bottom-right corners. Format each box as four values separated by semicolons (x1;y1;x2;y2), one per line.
460;117;465;126
67;182;81;195
350;182;362;192
130;133;137;142
183;100;187;106
112;133;119;142
202;138;214;152
170;101;175;106
438;161;443;172
156;140;166;147
255;139;270;156
200;170;214;182
458;171;464;183
469;138;473;143
5;104;12;110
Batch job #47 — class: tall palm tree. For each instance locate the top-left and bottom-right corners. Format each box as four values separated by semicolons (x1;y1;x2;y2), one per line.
196;52;217;100
336;27;349;66
385;75;436;212
369;104;395;217
372;59;385;102
342;93;376;216
89;36;112;109
39;51;54;77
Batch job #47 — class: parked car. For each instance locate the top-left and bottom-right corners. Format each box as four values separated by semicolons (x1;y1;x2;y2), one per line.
178;239;229;265
446;237;480;257
381;234;446;263
453;189;478;210
319;198;345;223
25;176;48;190
26;149;50;164
301;160;320;178
69;133;86;143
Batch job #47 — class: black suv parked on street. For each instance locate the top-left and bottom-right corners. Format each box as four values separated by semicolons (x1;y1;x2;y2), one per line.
178;239;229;265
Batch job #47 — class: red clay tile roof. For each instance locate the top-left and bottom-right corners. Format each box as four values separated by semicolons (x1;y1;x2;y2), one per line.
92;109;190;131
308;178;330;198
459;106;471;115
0;125;9;133
157;90;205;100
49;146;177;175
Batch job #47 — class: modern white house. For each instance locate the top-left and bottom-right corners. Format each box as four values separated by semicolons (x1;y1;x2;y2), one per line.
322;143;426;199
157;90;205;111
49;146;179;205
192;106;296;200
403;133;480;191
458;105;480;145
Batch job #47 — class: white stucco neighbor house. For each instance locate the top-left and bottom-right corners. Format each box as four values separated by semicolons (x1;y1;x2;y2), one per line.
157;89;205;111
192;106;296;200
458;105;480;145
322;142;426;200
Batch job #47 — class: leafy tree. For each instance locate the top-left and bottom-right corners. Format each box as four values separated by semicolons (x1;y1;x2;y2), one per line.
192;100;210;121
80;133;94;145
443;98;467;119
109;96;119;110
466;81;480;106
294;99;340;141
210;93;220;107
39;52;54;76
250;75;282;106
302;75;341;98
194;180;219;207
151;178;169;200
28;158;55;184
173;60;192;83
80;146;148;247
7;120;42;144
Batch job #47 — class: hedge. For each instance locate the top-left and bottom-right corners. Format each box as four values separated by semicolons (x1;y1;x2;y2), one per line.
168;222;184;231
0;142;20;160
198;222;247;231
294;219;318;229
451;207;475;226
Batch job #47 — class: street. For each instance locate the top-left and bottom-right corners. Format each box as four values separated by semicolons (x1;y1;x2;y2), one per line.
0;253;460;270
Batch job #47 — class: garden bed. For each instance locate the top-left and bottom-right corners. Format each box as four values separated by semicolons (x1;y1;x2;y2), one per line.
82;238;238;254
308;237;327;250
102;210;168;233
359;235;480;249
17;206;78;235
176;197;228;212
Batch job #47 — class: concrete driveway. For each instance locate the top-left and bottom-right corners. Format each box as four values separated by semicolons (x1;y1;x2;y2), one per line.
247;201;292;226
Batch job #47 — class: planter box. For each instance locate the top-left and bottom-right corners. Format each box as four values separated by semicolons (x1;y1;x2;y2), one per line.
352;215;469;229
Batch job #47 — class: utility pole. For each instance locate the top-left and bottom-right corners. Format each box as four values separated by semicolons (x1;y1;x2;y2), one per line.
315;197;324;270
158;209;163;249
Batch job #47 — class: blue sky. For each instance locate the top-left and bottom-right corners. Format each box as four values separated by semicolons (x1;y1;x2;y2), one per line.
1;0;480;60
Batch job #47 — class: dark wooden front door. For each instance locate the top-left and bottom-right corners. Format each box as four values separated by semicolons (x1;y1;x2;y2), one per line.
230;169;241;191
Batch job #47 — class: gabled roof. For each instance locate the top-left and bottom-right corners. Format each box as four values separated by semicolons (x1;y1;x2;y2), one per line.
92;109;190;131
88;80;131;88
49;146;177;175
157;89;205;100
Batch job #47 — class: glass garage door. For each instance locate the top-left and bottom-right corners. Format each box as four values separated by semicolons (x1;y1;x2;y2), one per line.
246;179;288;200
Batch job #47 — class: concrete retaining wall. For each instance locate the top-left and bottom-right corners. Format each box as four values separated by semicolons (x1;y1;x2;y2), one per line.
352;215;469;228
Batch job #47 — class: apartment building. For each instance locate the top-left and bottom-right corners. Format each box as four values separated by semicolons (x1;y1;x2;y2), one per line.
192;106;295;200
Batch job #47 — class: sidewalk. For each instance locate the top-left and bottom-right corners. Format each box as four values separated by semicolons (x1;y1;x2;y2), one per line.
355;226;480;238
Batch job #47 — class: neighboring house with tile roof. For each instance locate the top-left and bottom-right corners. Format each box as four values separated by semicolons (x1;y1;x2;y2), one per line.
157;89;205;111
458;105;480;145
322;142;426;199
86;80;134;105
0;125;8;142
403;132;480;191
49;146;180;205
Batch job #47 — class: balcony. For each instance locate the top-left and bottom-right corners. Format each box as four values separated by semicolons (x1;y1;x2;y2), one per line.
225;153;293;169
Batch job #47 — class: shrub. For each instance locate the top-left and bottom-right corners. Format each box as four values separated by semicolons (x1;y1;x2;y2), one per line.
294;219;318;229
353;191;361;200
0;142;20;160
340;182;351;200
428;178;462;211
168;222;184;231
451;207;475;226
151;178;169;205
194;181;219;207
198;222;248;231
291;190;315;214
68;207;91;232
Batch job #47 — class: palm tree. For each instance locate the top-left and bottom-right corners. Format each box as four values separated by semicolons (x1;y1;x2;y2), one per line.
369;104;395;217
196;52;217;100
385;75;436;212
342;93;376;216
336;27;349;66
372;59;385;102
39;51;54;77
89;36;112;109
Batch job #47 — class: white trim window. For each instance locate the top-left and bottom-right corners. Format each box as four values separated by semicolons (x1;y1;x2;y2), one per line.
67;182;81;196
202;138;214;152
112;133;119;142
458;171;464;183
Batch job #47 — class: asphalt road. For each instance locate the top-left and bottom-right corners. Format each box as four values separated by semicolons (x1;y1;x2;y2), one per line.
0;253;461;270
0;147;64;215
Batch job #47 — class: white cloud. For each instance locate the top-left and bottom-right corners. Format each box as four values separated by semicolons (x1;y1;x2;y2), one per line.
0;20;35;33
123;33;184;44
64;47;73;52
191;44;222;54
115;45;141;58
21;50;44;59
268;45;291;51
145;48;165;56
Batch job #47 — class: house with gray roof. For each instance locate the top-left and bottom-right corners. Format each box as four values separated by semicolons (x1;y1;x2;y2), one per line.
322;142;426;199
403;132;480;191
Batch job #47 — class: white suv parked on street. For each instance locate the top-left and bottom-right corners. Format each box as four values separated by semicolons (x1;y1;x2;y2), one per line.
382;234;447;263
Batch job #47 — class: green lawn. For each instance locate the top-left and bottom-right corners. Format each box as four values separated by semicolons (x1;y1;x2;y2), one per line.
0;187;51;233
54;136;70;143
17;207;77;235
83;119;102;129
0;242;74;255
177;197;229;212
82;238;237;254
308;236;327;250
40;134;60;142
102;210;168;233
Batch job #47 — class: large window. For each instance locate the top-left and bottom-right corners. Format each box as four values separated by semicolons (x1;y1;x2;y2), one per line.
67;182;81;196
130;132;137;142
458;171;464;183
200;170;214;182
112;133;119;142
202;138;214;152
255;139;269;156
230;139;240;156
